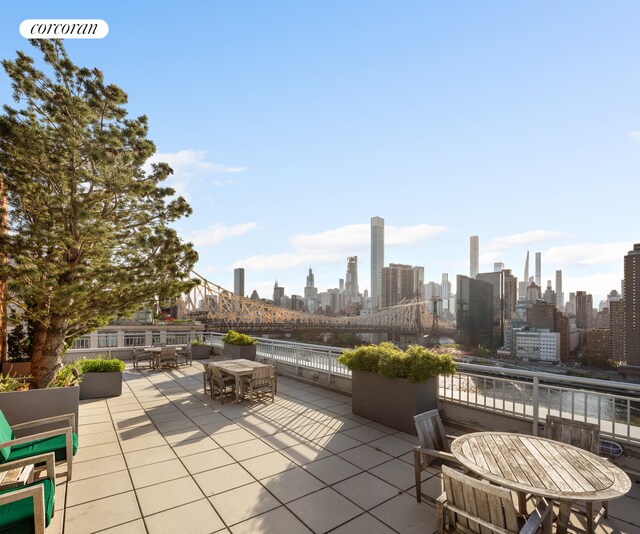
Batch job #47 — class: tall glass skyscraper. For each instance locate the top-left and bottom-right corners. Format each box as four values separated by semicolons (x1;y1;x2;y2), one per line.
370;216;384;309
470;236;479;279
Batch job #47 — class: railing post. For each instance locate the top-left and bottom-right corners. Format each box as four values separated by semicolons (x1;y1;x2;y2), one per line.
532;376;539;436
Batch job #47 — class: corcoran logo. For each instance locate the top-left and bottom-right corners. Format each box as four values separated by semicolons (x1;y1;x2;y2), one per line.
20;19;109;39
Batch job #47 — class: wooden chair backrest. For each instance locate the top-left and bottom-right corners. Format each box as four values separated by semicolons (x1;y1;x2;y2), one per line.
414;409;450;454
543;415;600;454
210;365;224;380
250;366;273;386
442;465;520;534
202;362;212;374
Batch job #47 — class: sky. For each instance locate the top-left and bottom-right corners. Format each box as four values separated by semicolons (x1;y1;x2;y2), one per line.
2;1;640;305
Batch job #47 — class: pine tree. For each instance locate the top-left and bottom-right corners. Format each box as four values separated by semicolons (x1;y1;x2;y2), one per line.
0;40;198;387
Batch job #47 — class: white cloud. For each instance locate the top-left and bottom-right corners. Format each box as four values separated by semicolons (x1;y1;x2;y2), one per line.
191;222;259;247
544;242;629;267
234;222;449;272
144;149;246;198
486;230;572;251
563;272;623;302
628;131;640;142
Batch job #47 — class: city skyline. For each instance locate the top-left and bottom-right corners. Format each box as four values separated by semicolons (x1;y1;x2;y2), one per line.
2;2;639;303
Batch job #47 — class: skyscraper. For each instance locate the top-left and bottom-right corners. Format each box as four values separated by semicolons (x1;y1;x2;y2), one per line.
345;256;359;298
555;270;563;311
493;262;504;273
535;252;541;287
519;251;530;300
470;236;479;279
576;291;593;330
624;243;640;366
233;268;245;297
371;216;384;310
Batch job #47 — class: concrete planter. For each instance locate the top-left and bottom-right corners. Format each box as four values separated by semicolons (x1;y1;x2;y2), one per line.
191;345;212;360
79;372;123;400
0;385;79;434
223;344;257;361
351;371;438;435
1;362;32;378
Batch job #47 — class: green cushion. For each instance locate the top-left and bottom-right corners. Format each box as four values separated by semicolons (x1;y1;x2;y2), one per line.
7;433;78;463
0;478;54;534
0;412;14;463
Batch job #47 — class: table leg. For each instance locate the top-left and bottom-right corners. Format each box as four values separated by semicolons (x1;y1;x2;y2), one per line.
517;491;527;514
557;500;572;534
585;501;594;534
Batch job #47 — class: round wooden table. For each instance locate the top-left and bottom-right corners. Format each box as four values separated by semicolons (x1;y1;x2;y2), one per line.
451;432;632;534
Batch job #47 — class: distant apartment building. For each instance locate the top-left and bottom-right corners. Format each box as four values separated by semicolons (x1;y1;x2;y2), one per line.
575;291;593;330
610;298;625;361
555;270;563;311
273;281;285;307
542;280;555;306
456;275;494;348
515;330;560;362
503;269;518;322
424;281;442;315
494;262;504;272
585;328;611;364
527;300;570;362
381;263;422;308
624;244;640;367
535;252;542;287
370;216;384;310
233;267;245;297
344;256;359;299
476;271;505;347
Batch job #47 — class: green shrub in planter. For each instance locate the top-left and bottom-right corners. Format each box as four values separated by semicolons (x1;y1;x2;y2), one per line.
190;339;206;346
221;330;257;346
76;356;125;374
338;342;456;382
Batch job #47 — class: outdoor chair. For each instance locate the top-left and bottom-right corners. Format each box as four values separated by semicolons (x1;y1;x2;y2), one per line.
210;365;236;404
202;362;213;396
0;452;56;534
242;365;275;404
132;347;153;371
543;415;607;529
0;410;77;480
177;344;193;366
158;346;178;369
437;465;554;534
413;409;462;502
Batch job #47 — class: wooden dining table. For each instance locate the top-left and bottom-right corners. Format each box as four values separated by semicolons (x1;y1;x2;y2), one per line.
213;359;271;403
451;432;632;534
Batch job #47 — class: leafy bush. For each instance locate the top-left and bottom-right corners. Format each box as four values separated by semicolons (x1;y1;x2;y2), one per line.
76;356;125;373
0;372;30;392
338;343;456;383
48;363;80;388
190;339;206;346
221;330;257;346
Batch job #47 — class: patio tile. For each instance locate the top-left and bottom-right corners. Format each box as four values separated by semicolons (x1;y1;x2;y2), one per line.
303;455;362;485
154;417;197;432
329;512;397;534
190;412;229;425
124;444;177;468
241;451;297;479
145;498;225;534
79;421;114;435
338;444;394;471
260;430;309;450
111;412;150;427
74;441;122;463
130;458;189;488
136;476;205;516
311;433;362;454
194;463;255;496
369;493;436;534
119;433;168;452
117;424;162;441
368;434;416;457
181;447;236;474
79;413;112;425
97;519;147;534
79;429;118;447
369;458;423;491
260;467;325;503
341;425;390;444
230;506;312;534
279;441;333;466
224;437;275;461
326;403;354;416
333;472;400;510
72;454;127;481
213;427;257;446
287;487;363;533
65;491;142;534
171;435;219;456
162;427;208;444
210;481;280;526
200;419;243;435
66;470;133;507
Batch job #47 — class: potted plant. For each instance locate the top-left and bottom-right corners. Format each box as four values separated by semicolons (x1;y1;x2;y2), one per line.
0;364;80;433
76;356;125;400
338;343;456;435
221;330;258;360
189;339;212;360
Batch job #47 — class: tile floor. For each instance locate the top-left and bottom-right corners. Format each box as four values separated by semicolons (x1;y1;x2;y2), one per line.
40;362;640;533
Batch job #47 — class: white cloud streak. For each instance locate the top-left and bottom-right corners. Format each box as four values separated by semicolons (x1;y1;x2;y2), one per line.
191;222;259;247
627;131;640;142
485;230;572;251
544;242;629;266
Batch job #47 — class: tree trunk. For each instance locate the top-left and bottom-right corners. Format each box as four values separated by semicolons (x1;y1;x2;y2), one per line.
30;316;68;388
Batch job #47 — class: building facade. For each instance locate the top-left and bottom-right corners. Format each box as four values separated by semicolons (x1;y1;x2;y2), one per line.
470;235;479;279
370;216;384;310
233;267;245;297
624;243;640;366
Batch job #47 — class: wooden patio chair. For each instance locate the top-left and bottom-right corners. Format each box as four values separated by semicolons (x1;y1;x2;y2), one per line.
243;366;275;404
132;347;153;371
413;409;462;502
158;346;178;369
437;465;554;534
543;415;607;529
202;362;213;396
177;344;193;366
0;410;77;480
0;453;56;534
210;365;236;404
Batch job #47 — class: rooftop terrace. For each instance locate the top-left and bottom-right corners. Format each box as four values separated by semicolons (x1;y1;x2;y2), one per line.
46;362;640;533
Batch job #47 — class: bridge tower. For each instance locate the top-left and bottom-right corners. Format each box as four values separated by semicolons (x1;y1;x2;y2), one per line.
425;296;442;347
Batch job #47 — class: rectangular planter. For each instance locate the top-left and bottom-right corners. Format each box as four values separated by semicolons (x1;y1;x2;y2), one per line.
1;362;32;378
351;371;438;435
191;345;212;360
79;372;123;400
0;385;79;434
223;344;257;361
